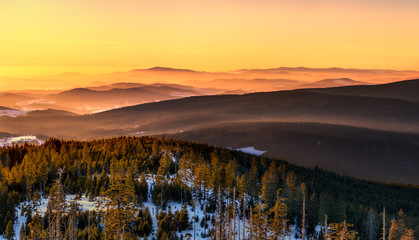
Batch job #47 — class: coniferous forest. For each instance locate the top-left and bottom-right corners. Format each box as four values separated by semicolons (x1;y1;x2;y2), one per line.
0;137;418;239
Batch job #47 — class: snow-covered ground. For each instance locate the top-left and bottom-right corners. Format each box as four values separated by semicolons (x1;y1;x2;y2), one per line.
142;174;216;239
1;173;305;240
0;109;27;118
0;136;44;147
236;146;267;156
0;195;99;240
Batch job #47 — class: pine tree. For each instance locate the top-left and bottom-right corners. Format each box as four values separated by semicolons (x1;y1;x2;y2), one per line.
67;197;80;240
246;158;260;201
270;192;288;240
388;219;403;240
301;183;306;240
232;187;236;240
261;162;279;208
388;210;411;240
364;208;378;240
400;229;415;240
210;150;222;193
138;172;148;202
328;221;357;240
28;214;48;240
179;155;193;184
251;203;269;240
306;193;319;237
47;168;67;239
99;160;137;240
158;152;172;177
383;207;387;240
225;159;237;190
5;220;14;240
179;204;191;231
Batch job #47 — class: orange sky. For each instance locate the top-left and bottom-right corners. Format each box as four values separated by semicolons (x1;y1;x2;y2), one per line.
0;0;418;79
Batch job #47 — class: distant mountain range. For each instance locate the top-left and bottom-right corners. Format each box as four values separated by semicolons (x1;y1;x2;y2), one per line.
0;106;14;110
1;78;418;184
0;77;376;114
298;78;367;89
1;66;418;109
0;83;221;114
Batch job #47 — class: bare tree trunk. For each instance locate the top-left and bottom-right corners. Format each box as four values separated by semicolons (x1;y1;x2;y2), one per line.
55;171;63;240
282;221;286;240
233;188;236;240
48;205;53;238
302;191;306;240
227;188;230;240
242;196;246;240
117;201;122;240
383;207;386;240
249;207;253;240
340;220;347;240
88;210;90;240
227;209;230;240
69;211;77;240
264;215;268;240
194;202;196;240
218;186;221;240
288;225;292;240
324;215;328;240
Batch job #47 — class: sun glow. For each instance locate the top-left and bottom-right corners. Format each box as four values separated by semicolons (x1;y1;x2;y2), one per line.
0;0;418;82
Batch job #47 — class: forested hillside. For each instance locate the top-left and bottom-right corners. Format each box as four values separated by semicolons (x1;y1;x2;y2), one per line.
0;137;418;239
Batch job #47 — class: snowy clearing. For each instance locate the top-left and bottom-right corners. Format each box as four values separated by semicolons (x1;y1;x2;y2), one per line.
236;146;267;156
1;174;306;240
0;109;27;118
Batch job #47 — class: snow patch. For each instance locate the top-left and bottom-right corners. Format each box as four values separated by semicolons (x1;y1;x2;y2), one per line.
236;146;267;156
0;110;27;117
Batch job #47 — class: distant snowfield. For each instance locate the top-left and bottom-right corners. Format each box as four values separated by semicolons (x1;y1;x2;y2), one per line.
0;109;27;117
0;136;44;147
236;146;267;156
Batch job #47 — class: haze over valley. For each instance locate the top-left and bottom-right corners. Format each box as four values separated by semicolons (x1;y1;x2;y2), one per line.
2;0;419;238
1;76;419;185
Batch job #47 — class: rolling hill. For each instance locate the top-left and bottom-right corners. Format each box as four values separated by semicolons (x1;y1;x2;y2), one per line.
301;78;419;102
166;122;419;184
0;79;418;184
0;83;221;114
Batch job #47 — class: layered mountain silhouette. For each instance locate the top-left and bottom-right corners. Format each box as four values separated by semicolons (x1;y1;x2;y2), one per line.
300;78;419;102
0;83;221;114
0;79;418;184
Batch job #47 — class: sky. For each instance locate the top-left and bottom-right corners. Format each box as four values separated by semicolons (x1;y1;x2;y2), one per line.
0;0;418;79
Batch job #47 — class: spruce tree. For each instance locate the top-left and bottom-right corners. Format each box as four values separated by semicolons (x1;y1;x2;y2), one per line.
47;168;67;239
387;210;415;240
99;160;137;240
138;172;148;202
400;229;415;240
270;192;288;240
328;221;357;240
250;203;268;240
364;208;378;240
5;220;14;240
261;162;279;208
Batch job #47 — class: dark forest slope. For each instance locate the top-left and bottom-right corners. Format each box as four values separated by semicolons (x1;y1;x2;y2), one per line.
166;122;419;185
